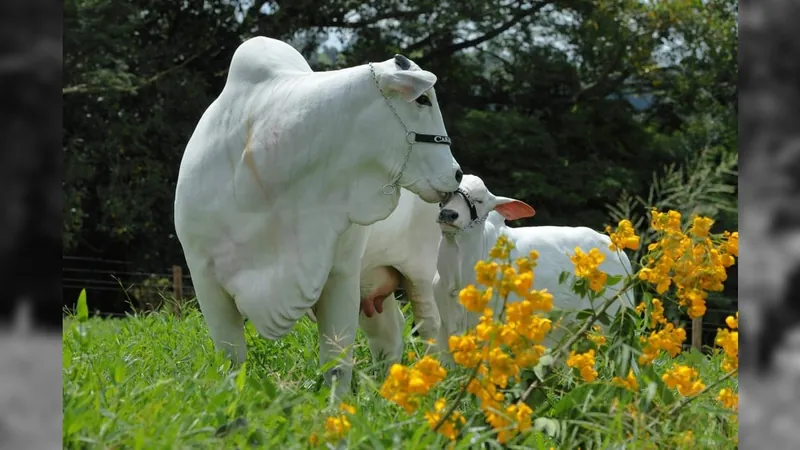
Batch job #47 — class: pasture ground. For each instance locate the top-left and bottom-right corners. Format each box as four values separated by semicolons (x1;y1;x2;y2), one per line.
63;303;737;449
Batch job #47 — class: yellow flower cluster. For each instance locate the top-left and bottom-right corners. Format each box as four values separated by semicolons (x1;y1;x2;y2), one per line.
570;247;608;292
588;325;607;347
717;388;738;412
714;312;738;372
638;210;738;319
380;356;447;414
310;403;356;446
606;219;641;251
566;349;598;382
446;237;551;443
424;398;466;441
662;364;705;397
638;323;686;365
611;369;639;392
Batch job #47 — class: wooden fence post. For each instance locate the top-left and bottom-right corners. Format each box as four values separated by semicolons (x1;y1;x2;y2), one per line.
172;265;183;311
691;316;703;351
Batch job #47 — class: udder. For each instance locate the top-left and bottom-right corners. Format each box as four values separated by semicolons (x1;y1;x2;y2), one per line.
359;266;402;318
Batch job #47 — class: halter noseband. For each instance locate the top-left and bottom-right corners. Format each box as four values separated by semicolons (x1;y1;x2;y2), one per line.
440;187;489;238
368;61;452;195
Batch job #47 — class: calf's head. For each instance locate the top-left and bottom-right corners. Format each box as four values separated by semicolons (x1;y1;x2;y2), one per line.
437;174;536;233
354;54;462;203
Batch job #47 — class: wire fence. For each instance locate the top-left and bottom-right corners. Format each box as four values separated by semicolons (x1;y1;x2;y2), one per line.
63;256;196;315
62;256;738;347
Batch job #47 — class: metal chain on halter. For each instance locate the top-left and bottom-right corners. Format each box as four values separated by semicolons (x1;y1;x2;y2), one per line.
369;62;416;196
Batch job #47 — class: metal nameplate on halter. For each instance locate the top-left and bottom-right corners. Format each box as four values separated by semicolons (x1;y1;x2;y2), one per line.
406;131;452;146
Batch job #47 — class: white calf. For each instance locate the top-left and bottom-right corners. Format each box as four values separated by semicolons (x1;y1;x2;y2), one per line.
432;175;635;363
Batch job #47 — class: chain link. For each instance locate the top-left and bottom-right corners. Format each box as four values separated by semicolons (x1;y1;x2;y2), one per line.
369;62;414;196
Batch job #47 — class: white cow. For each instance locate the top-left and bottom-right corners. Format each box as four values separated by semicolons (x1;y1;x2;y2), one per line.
305;187;443;366
432;175;635;364
173;36;462;396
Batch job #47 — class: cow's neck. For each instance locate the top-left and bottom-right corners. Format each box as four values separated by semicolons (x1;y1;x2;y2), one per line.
437;222;507;333
247;65;401;224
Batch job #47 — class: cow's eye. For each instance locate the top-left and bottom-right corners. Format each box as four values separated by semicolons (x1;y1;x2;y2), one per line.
415;95;432;107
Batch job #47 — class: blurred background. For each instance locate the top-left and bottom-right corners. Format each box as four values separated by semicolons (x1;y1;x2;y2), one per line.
62;0;739;350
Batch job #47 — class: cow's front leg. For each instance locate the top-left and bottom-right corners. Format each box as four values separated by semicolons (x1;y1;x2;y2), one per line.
404;278;442;353
316;226;366;399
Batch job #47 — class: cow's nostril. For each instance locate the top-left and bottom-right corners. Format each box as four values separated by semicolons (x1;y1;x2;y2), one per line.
455;169;463;183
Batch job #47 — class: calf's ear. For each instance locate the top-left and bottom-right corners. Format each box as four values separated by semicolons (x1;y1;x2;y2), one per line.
378;70;437;103
493;196;536;221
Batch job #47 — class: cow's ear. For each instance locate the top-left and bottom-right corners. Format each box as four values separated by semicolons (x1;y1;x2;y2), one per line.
493;196;535;221
377;70;437;103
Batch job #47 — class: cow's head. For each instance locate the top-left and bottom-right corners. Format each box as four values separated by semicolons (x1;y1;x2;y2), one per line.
436;174;535;233
355;54;462;204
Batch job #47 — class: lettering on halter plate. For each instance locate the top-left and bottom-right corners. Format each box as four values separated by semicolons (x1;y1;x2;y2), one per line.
433;135;451;144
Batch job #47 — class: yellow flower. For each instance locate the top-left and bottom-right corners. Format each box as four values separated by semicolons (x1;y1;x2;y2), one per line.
567;350;598;382
489;235;514;259
339;402;356;415
651;209;682;234
639;324;686;365
717;388;738;411
690;215;714;239
650;298;668;328
498;265;519;298
607;219;641;251
487;347;519;388
725;312;738;330
662;364;705;397
715;327;738;372
324;415;351;439
475;260;499;286
525;289;554;312
459;284;489;313
309;432;319;446
722;231;738;257
570;247;609;292
588;325;607;346
380;356;447;413
449;333;482;368
611;369;639;392
512;271;534;296
516;256;536;274
476;309;498;342
425;398;466;441
408;356;447;394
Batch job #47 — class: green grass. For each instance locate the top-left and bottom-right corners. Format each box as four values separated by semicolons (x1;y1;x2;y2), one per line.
63;301;738;449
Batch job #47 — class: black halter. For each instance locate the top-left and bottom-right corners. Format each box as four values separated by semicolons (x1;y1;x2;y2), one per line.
455;187;479;222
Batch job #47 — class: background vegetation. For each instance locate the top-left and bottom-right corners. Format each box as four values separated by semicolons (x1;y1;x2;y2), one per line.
62;0;738;344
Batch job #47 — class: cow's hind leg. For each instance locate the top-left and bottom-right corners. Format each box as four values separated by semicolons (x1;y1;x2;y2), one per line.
188;262;247;365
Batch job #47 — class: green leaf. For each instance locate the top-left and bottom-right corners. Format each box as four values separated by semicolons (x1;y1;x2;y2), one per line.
615;345;632;379
114;362;126;384
605;274;623;287
62;344;73;369
76;288;88;322
558;271;570;285
235;362;248;393
576;309;594;321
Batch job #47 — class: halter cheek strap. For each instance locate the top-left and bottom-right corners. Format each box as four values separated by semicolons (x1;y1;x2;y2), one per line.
368;62;453;195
